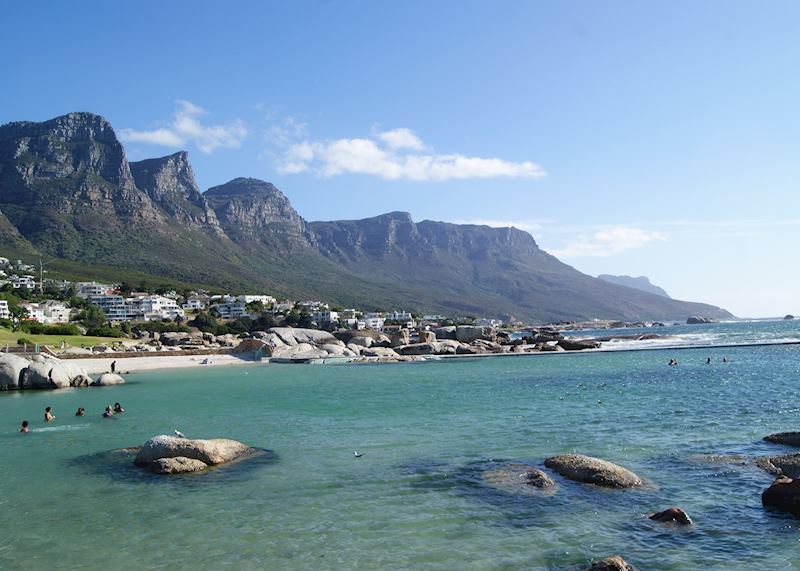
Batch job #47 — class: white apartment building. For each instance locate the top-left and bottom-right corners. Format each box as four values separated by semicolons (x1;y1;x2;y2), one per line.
19;301;72;324
238;295;275;306
89;294;185;322
312;310;339;324
77;282;115;298
9;274;36;289
210;301;249;320
183;297;207;311
0;300;9;319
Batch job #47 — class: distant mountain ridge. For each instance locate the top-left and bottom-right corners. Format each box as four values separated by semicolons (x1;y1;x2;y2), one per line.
598;275;671;298
0;112;733;322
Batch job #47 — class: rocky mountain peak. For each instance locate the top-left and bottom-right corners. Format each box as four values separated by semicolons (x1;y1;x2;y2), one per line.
204;177;313;249
129;151;223;234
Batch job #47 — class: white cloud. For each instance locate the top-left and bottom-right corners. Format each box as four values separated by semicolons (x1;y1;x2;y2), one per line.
120;100;247;154
548;226;665;258
378;128;425;151
274;128;545;181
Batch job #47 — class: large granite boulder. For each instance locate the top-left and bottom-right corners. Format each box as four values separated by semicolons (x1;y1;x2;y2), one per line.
348;336;374;348
418;330;436;343
432;326;456;340
361;347;400;358
134;435;252;467
160;332;192;346
150;456;209;474
687;316;716;324
269;327;337;347
455;325;495;343
544;454;644;488
762;477;800;516
390;329;410;347
91;373;125;386
557;338;601;351
232;338;268;354
397;342;437;356
0;353;30;389
22;360;73;389
271;343;329;360
764;432;800;447
754;453;800;478
585;555;638;571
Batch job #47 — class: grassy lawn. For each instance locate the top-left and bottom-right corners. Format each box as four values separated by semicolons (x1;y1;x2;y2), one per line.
0;327;125;350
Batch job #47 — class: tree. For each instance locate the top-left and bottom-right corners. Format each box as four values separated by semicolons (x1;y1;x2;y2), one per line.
76;305;107;330
246;301;264;314
8;305;28;332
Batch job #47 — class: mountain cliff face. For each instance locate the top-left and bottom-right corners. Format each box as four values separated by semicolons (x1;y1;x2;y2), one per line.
0;112;733;322
129;151;223;235
598;275;671;298
204;177;314;250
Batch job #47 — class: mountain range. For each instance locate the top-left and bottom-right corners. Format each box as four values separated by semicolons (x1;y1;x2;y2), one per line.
597;275;671;298
0;112;732;322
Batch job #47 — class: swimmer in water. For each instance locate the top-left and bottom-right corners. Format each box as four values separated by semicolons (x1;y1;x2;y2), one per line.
113;402;124;413
75;407;85;416
20;420;29;433
44;407;55;422
103;406;113;418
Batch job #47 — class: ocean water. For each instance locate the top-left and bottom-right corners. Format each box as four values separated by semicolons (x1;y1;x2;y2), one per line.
2;320;800;570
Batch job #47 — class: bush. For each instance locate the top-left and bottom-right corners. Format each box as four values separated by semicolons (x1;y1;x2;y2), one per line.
134;321;190;334
85;326;123;338
17;337;32;346
18;322;81;336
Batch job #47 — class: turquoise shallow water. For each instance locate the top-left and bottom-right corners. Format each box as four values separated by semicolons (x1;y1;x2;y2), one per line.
2;321;800;570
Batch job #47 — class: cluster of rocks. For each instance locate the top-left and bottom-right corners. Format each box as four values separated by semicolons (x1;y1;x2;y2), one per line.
133;435;257;474
759;432;800;516
66;331;245;355
0;353;120;390
64;325;605;361
231;325;601;363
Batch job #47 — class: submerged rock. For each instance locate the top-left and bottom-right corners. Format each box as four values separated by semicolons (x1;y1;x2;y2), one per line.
649;507;693;524
585;555;638;571
481;463;556;494
764;432;800;447
150;456;209;474
544;454;644;488
754;453;800;478
762;477;800;516
134;435;252;467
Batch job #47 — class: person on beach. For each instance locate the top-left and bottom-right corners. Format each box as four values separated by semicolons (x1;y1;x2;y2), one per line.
48;368;54;382
113;402;125;413
44;407;55;422
75;407;85;416
111;361;116;373
20;420;29;433
103;406;113;418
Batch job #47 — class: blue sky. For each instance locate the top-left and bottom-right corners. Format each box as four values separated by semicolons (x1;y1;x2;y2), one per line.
2;1;799;317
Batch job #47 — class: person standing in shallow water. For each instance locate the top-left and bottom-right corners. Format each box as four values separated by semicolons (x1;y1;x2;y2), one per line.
44;407;55;422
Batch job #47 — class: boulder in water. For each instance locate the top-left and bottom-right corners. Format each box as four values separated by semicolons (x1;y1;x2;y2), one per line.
481;463;556;494
754;453;800;478
91;373;125;386
544;454;644;488
649;507;692;524
134;435;252;467
0;353;30;389
764;432;800;447
585;555;638;571
150;456;209;474
762;477;800;516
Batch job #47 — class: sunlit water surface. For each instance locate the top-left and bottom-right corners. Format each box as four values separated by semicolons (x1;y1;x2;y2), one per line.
2;321;800;570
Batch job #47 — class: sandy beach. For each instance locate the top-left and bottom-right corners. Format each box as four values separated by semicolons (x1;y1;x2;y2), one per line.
66;354;260;374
